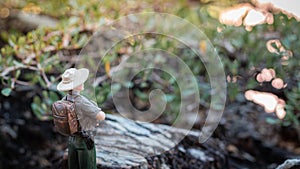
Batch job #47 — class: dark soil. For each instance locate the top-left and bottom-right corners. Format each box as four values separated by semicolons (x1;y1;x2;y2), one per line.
218;101;300;169
0;90;67;169
146;135;228;169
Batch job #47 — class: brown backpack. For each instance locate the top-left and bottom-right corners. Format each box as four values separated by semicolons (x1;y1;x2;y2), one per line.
51;96;80;136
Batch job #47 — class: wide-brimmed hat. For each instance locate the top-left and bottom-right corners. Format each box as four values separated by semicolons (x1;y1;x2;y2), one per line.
57;68;89;91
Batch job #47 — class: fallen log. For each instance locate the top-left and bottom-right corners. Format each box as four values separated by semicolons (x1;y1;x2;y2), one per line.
59;114;228;169
276;159;300;169
0;9;58;33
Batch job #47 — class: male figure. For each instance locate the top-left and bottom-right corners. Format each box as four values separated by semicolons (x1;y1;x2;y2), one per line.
57;68;105;169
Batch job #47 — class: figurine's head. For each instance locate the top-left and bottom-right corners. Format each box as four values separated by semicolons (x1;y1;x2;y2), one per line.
57;68;89;92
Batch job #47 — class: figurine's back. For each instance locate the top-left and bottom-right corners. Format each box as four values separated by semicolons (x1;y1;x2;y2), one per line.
52;99;80;136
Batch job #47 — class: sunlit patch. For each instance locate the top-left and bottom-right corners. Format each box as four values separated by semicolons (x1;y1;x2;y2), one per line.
281;55;290;62
245;90;278;113
220;0;300;30
276;107;286;119
275;99;286;119
22;3;42;15
280;51;293;66
266;39;284;55
256;73;264;83
243;9;265;26
272;78;287;89
243;9;273;30
256;68;275;82
244;51;288;117
219;3;274;30
255;68;287;89
253;0;300;21
219;4;252;26
245;90;287;119
227;75;237;83
266;39;293;65
0;7;10;18
217;26;223;33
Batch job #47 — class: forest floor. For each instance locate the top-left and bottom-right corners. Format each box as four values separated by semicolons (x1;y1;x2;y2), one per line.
1;89;300;169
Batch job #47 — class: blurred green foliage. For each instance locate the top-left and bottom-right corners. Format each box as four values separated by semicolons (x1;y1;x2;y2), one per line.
0;0;299;128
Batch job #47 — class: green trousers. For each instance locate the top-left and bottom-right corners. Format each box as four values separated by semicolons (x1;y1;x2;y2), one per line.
68;136;97;169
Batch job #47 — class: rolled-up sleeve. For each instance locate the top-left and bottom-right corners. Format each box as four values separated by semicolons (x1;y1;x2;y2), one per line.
75;95;101;130
78;97;101;118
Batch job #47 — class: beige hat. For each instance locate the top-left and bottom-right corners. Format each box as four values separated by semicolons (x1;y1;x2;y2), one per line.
57;68;89;91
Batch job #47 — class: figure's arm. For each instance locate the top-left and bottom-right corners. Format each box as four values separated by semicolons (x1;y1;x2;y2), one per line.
96;111;106;121
77;96;106;121
89;99;105;120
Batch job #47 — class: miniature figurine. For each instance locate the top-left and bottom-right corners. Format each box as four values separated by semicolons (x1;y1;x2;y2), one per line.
56;68;105;169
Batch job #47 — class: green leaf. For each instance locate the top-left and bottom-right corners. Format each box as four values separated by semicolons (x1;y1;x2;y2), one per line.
49;91;59;104
266;117;279;124
165;94;175;102
69;16;80;25
38;76;47;87
110;83;122;95
15;70;21;79
140;82;148;88
33;96;42;104
8;38;15;47
77;34;88;47
31;103;44;119
13;60;24;67
18;37;26;45
134;89;148;100
123;81;133;88
1;88;12;96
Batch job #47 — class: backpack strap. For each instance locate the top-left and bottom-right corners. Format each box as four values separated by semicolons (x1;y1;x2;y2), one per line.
65;91;82;133
65;91;75;102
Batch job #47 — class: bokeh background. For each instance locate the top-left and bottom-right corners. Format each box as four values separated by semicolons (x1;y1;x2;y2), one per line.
0;0;300;168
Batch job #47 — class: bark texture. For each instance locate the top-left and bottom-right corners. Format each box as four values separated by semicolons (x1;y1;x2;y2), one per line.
60;114;228;169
